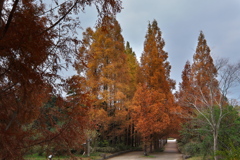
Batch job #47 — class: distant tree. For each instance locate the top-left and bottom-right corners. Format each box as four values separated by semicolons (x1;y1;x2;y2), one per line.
125;41;139;100
124;41;139;146
175;61;194;117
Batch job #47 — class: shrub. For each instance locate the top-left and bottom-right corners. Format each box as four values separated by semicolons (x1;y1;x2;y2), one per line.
95;147;118;153
183;142;200;156
98;140;109;147
216;142;240;160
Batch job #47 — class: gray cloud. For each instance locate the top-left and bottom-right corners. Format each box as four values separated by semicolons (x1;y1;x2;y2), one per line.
117;0;240;92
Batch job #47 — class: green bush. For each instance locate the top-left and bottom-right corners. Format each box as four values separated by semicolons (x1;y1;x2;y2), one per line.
98;140;109;147
216;141;240;160
114;143;132;151
183;142;200;156
95;147;118;153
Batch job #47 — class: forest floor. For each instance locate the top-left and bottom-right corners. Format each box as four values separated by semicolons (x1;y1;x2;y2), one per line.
107;139;183;160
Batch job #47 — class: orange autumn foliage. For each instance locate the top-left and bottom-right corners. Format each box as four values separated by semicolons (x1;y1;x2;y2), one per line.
175;61;194;117
133;20;181;142
177;32;221;110
0;0;122;158
131;85;170;142
75;16;131;142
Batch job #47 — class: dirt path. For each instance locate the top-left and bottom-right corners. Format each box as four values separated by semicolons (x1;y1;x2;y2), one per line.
107;140;182;160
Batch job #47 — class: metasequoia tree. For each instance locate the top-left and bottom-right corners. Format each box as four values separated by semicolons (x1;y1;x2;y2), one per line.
75;16;130;144
0;0;122;158
125;41;139;100
175;61;194;117
131;84;170;155
191;32;220;160
140;20;175;91
179;32;240;160
132;20;179;154
124;42;139;146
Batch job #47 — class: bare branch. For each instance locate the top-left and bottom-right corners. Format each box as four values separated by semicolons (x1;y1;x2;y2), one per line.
0;0;19;39
40;0;79;35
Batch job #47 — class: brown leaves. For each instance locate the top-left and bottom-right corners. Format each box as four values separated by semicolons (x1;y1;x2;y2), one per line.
133;20;180;141
131;84;171;142
0;0;123;158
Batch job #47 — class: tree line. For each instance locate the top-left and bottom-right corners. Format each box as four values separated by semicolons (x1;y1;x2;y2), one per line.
1;1;240;159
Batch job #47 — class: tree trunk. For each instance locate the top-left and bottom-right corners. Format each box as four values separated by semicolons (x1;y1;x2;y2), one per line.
213;132;218;160
144;144;148;156
87;139;90;157
150;142;153;153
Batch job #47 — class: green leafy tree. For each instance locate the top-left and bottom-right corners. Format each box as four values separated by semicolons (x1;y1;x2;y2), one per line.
179;106;240;159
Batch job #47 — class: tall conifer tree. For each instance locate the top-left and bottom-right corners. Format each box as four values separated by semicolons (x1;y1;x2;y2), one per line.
176;61;194;116
192;32;217;84
76;16;130;144
140;20;175;93
192;31;219;107
132;20;179;153
125;41;139;100
180;31;222;160
124;42;139;147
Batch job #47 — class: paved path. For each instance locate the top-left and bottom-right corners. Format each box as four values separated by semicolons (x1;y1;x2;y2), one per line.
108;140;182;160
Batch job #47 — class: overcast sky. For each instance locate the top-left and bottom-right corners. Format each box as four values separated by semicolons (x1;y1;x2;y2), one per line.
72;0;240;98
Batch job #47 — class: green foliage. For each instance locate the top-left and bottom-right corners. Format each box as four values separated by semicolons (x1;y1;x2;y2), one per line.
218;109;240;149
115;143;130;150
183;142;200;156
154;147;164;152
179;106;240;158
98;140;109;147
24;152;103;160
95;146;119;153
216;141;240;160
96;142;133;153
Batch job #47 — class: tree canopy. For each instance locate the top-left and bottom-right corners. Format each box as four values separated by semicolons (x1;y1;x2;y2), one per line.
1;2;240;159
0;0;122;158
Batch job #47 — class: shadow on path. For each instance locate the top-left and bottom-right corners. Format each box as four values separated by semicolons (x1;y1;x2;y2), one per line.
107;139;182;160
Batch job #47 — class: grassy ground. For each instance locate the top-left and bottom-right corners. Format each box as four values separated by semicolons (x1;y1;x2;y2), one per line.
188;157;202;160
24;152;110;160
141;155;156;158
187;156;206;160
